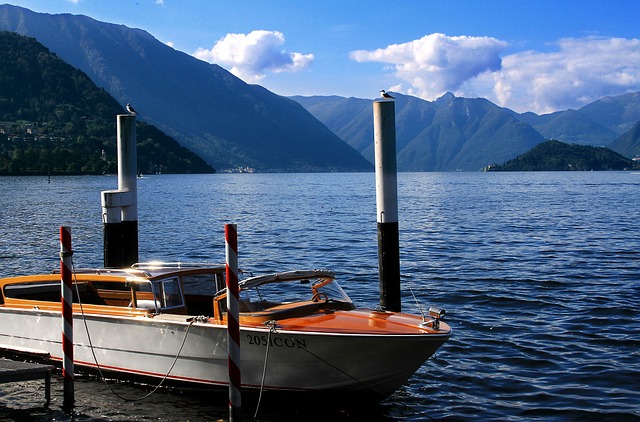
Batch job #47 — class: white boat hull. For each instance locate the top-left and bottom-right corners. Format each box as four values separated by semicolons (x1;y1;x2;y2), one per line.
0;307;447;395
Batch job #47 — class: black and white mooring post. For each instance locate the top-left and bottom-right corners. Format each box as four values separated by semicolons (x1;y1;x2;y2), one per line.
373;97;401;312
101;114;139;268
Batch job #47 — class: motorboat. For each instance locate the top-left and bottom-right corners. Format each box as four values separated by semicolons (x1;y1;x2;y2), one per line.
0;262;450;397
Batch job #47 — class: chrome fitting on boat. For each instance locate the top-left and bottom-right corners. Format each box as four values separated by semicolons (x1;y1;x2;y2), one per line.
428;307;445;330
429;307;445;319
188;315;209;323
263;319;278;333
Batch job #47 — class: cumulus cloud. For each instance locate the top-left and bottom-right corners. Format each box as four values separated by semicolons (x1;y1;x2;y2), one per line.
351;33;640;113
480;37;640;113
194;30;314;83
350;33;507;99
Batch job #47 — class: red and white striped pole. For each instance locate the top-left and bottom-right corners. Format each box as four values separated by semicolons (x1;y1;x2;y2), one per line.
60;226;74;409
225;223;241;421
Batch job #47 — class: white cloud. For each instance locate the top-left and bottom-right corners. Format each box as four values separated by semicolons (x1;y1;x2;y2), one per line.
476;37;640;113
350;33;507;99
351;33;640;113
194;30;314;83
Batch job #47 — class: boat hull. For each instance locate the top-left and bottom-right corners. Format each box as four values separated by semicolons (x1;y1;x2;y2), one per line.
0;307;448;395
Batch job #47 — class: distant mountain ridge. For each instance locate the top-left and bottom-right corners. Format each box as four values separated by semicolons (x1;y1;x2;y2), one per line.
514;109;618;146
512;92;640;147
0;31;213;175
608;121;640;158
293;92;545;171
293;90;640;170
0;4;371;172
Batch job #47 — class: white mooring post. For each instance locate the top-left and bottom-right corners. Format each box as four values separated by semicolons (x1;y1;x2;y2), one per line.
101;114;138;267
373;98;401;312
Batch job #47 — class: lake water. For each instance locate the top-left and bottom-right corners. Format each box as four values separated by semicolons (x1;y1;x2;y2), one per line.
1;172;639;421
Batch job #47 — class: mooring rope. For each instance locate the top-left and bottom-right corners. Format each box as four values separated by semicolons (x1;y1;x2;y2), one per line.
253;319;277;419
71;260;194;402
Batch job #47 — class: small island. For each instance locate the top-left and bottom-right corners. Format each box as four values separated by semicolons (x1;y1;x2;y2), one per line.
485;140;638;171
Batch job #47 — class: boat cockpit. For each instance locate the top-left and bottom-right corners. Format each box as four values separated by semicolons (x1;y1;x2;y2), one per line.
212;270;356;322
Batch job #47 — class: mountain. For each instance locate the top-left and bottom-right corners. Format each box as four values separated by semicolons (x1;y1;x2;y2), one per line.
295;90;640;170
290;96;375;156
511;92;640;147
579;92;640;135
0;5;371;172
0;31;212;175
487;140;636;171
608;121;640;158
293;92;544;171
514;109;617;146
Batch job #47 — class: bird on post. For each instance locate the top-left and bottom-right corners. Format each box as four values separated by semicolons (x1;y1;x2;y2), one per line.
380;90;395;99
126;103;138;115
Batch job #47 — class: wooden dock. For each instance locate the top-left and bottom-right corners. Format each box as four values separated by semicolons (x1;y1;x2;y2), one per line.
0;358;55;404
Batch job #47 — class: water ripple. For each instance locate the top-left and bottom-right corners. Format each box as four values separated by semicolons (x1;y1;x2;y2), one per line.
1;172;640;420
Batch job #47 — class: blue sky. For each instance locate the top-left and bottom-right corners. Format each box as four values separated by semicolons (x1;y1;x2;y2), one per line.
5;0;640;113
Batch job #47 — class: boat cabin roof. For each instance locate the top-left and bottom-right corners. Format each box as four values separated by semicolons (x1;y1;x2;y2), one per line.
99;262;227;281
26;262;228;283
0;262;228;315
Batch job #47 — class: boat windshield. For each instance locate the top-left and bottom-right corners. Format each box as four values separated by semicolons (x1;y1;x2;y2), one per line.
128;276;185;311
238;272;353;310
155;277;184;309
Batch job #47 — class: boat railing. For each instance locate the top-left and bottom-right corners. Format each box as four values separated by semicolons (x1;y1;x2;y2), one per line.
50;267;152;278
132;262;226;270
